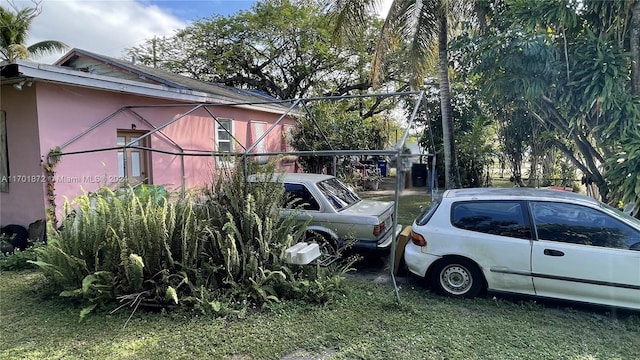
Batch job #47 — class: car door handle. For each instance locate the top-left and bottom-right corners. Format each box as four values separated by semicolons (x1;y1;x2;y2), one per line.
543;249;565;257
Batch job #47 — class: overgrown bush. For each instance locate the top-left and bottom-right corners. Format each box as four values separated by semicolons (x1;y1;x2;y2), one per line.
0;244;41;271
30;164;354;320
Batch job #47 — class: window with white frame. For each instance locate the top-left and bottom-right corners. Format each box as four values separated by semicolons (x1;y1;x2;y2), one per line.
283;124;295;152
116;131;149;185
215;118;235;168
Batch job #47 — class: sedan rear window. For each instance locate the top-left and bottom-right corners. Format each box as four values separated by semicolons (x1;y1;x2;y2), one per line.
451;201;531;239
316;178;360;211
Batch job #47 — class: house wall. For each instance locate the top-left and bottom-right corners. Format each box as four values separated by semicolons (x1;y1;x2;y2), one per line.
1;80;296;228
0;84;47;228
28;82;296;223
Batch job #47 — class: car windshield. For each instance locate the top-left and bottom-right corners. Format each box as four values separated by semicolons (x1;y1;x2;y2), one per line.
316;178;360;211
599;201;640;229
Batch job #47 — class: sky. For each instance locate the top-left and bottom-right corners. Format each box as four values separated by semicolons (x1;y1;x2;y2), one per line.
9;0;392;65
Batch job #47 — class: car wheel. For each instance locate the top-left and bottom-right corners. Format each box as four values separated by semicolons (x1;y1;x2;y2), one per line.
430;258;484;298
306;231;339;255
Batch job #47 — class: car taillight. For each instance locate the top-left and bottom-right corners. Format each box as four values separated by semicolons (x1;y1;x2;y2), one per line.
373;221;386;236
410;231;426;246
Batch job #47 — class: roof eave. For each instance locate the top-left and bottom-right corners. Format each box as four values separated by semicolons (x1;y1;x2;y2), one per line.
6;60;295;115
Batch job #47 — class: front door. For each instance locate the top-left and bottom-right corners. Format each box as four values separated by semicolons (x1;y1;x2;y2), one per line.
117;131;149;185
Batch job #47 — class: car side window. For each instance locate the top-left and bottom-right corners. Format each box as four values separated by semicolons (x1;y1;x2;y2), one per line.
530;201;640;249
451;201;531;239
284;183;320;211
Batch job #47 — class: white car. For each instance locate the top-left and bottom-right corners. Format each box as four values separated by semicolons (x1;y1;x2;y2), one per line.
254;173;402;252
404;187;640;310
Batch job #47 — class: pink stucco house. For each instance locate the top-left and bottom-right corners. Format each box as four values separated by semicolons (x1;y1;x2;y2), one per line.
0;49;298;229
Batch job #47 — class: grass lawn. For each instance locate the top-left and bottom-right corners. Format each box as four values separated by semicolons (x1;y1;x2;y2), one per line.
359;191;430;227
2;193;638;359
2;270;640;359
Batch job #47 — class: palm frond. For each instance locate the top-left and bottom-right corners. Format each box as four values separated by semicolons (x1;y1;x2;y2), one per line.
372;0;424;86
28;40;69;59
6;43;29;60
1;3;66;61
325;0;381;44
406;0;440;86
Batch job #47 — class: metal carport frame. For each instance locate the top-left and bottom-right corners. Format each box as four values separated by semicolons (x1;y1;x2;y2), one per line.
50;90;437;304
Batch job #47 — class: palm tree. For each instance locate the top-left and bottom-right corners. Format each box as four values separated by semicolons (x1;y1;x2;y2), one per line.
0;1;68;62
632;0;640;95
329;0;482;189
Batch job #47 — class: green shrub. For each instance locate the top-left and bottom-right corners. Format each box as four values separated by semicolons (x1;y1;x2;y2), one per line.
0;244;41;271
30;164;354;320
202;165;311;303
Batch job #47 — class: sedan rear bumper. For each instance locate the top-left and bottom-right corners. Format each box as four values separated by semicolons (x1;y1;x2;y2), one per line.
352;224;403;253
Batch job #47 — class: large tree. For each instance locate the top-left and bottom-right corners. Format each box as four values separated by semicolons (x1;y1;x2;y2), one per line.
0;0;68;62
327;0;485;189
418;81;494;188
127;0;406;100
127;0;408;177
459;0;640;202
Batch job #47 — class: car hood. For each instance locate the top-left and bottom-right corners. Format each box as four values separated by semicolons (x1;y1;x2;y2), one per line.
340;199;394;217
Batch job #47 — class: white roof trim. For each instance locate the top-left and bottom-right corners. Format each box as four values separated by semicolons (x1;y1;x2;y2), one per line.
9;60;293;115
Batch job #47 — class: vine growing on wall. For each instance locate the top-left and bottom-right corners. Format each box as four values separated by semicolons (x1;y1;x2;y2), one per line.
43;147;61;225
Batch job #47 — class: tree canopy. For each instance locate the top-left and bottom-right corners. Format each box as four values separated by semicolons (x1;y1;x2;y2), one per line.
127;0;640;206
126;0;407;100
456;0;640;203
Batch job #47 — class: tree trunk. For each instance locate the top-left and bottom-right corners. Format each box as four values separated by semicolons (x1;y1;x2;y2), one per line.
541;148;556;186
632;0;640;95
526;154;538;187
438;13;461;189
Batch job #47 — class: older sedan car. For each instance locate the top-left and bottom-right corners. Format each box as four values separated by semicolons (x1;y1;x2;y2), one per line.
404;187;640;310
256;173;401;252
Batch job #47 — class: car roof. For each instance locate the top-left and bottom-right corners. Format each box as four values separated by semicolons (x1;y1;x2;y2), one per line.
443;187;601;206
280;173;335;182
248;172;334;183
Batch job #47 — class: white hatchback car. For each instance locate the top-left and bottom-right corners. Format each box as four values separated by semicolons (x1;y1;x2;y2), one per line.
405;187;640;310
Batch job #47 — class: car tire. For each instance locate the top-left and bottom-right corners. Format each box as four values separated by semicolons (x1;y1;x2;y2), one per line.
430;258;484;298
306;231;339;255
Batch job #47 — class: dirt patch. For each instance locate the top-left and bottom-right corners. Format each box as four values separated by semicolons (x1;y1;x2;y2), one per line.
347;254;412;285
280;348;338;360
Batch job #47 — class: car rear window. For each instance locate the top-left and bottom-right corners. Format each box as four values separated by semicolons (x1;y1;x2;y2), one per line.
451;201;531;239
316;178;360;211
